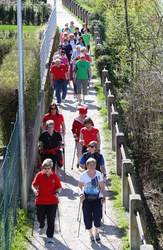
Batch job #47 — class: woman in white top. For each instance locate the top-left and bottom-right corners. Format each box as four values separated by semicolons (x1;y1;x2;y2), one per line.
78;158;105;243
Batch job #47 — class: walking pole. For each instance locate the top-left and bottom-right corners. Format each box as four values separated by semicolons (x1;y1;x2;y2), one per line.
77;201;82;237
62;135;65;181
77;200;81;221
71;140;77;170
57;205;61;233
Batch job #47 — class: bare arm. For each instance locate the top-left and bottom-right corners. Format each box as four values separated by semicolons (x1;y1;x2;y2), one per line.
61;121;66;135
31;184;38;196
96;132;101;150
78;182;85;200
79;131;84;145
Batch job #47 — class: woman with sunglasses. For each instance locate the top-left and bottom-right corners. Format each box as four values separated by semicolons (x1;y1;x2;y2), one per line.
60;50;69;68
80;117;100;154
42;102;66;135
79;141;107;179
77;36;86;47
32;158;62;243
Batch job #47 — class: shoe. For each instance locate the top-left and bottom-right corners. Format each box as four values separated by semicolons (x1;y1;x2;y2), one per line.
83;100;86;104
47;237;54;243
38;228;44;235
57;103;61;107
77;163;79;168
90;235;95;243
95;233;101;243
62;99;65;103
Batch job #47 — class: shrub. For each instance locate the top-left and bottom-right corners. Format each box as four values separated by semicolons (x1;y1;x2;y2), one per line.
94;42;115;59
0;38;16;63
89;20;105;41
0;38;40;145
89;11;105;23
96;54;114;79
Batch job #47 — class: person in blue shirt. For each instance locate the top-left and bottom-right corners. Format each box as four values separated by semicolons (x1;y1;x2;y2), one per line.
79;141;107;180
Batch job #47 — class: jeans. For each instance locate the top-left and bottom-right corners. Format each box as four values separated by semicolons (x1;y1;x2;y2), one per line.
54;80;67;104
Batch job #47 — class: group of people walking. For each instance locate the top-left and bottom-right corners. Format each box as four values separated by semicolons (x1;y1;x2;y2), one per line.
32;21;107;245
50;21;92;106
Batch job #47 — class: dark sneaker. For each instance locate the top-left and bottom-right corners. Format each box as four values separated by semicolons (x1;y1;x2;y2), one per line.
90;235;95;243
77;163;79;168
95;233;101;243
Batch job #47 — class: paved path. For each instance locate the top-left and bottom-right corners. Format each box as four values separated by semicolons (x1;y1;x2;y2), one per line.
29;1;123;249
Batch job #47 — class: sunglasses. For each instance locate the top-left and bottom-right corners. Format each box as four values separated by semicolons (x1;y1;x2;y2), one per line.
88;145;95;148
51;107;56;110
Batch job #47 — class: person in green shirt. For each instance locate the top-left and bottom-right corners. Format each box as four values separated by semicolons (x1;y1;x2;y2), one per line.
69;21;76;33
73;54;91;105
82;28;91;52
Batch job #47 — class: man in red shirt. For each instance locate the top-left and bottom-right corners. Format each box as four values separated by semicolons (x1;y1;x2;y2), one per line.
32;158;62;243
50;58;68;105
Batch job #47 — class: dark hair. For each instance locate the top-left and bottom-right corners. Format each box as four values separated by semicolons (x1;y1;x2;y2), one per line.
75;57;79;61
58;45;62;49
48;103;59;116
75;27;79;30
78;36;85;45
61;50;66;54
84;117;92;125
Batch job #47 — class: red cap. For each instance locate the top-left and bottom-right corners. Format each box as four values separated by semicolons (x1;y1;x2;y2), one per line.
78;106;88;114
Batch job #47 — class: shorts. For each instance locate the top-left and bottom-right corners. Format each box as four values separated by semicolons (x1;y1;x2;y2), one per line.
76;79;88;95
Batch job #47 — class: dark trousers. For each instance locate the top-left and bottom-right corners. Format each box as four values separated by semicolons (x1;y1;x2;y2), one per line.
82;199;102;230
37;204;57;238
82;145;87;154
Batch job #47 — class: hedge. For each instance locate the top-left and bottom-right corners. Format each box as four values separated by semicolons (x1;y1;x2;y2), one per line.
0;37;40;145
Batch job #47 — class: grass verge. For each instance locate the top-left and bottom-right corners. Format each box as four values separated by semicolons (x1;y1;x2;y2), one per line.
12;208;34;250
94;80;129;249
0;25;40;32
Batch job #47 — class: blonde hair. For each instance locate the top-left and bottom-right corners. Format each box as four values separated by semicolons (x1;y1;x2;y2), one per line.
86;158;96;166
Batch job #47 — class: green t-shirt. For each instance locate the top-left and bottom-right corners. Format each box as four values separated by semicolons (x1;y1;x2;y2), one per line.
82;34;91;46
76;60;90;80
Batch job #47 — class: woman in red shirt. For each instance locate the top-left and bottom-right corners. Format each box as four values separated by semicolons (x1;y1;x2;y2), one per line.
80;117;100;154
32;158;62;243
43;103;66;135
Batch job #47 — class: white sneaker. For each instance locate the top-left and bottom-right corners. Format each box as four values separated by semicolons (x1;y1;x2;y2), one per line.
47;237;54;243
38;228;44;235
62;99;65;103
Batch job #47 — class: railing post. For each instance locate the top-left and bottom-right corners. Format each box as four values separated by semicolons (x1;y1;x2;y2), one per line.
94;26;99;32
95;37;101;46
140;245;154;250
103;79;112;105
101;68;108;86
82;9;85;22
107;95;115;129
115;132;125;175
122;159;132;210
111;112;119;151
129;194;142;249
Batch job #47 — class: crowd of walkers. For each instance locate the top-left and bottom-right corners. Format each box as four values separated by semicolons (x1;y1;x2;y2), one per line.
32;21;107;244
50;21;92;105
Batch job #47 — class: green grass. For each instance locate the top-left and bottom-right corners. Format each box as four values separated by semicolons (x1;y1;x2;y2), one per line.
0;25;40;32
12;208;34;250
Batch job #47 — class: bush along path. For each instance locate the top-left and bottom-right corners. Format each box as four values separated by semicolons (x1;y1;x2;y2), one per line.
28;1;123;249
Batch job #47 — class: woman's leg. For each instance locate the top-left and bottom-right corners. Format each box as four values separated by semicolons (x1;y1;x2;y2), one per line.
92;199;102;228
62;80;67;100
37;205;47;229
82;200;93;230
46;204;58;238
77;141;82;164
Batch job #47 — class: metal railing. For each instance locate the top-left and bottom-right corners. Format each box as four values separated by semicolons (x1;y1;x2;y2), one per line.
0;113;20;250
40;3;57;86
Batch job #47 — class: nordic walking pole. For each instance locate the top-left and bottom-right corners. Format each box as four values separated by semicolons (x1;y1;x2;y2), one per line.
57;205;61;233
71;140;77;170
62;135;65;181
77;201;82;237
77;200;81;221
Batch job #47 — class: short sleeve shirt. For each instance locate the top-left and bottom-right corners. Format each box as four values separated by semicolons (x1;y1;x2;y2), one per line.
75;60;90;80
82;34;91;46
80;127;99;146
79;171;103;198
32;170;62;204
39;130;62;149
50;64;68;80
43;113;64;134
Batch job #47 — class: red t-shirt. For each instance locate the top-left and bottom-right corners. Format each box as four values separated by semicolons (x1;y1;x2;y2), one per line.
50;64;68;80
43;113;64;134
78;53;90;62
72;117;94;141
32;170;62;205
80;127;99;146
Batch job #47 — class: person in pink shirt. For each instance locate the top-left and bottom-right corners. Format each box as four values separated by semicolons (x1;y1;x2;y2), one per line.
60;50;69;68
